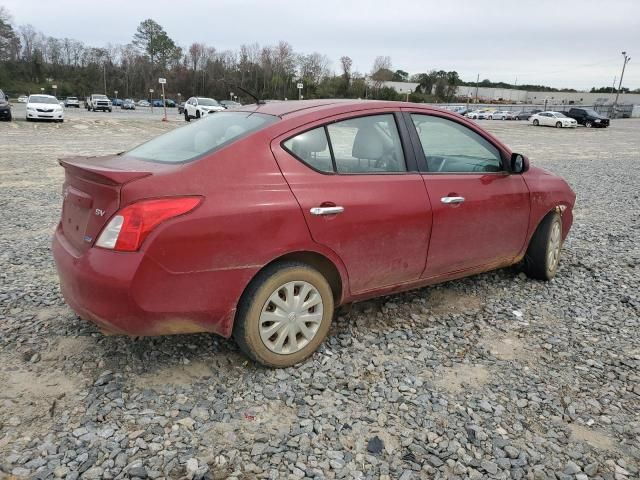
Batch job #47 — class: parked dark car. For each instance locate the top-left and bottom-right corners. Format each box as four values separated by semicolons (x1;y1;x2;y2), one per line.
112;98;124;107
563;108;610;128
0;89;11;121
152;99;176;107
52;100;576;367
510;110;541;120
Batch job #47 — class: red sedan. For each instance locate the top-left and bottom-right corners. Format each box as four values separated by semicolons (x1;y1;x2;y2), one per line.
53;100;575;367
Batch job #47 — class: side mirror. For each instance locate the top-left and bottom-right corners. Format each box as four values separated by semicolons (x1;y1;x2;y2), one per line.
510;153;529;174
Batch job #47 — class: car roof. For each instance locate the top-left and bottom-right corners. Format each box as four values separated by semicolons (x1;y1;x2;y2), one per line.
234;99;458;119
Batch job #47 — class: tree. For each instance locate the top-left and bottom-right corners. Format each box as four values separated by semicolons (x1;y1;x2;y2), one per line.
339;55;352;96
132;19;178;71
0;7;20;61
392;69;408;82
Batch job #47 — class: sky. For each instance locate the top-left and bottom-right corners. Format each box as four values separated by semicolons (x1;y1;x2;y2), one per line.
3;0;639;91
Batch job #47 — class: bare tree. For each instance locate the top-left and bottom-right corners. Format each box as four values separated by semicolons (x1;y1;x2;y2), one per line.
19;24;37;61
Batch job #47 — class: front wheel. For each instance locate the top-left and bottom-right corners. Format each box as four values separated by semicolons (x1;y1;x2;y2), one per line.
195;110;201;119
234;262;334;367
533;119;539;126
524;212;563;280
556;121;562;128
184;111;190;122
585;121;593;128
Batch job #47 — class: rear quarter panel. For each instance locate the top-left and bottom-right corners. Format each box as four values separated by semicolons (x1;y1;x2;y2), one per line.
119;130;350;335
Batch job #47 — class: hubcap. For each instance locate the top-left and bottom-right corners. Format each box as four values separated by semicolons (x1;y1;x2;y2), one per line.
259;281;323;355
547;221;561;272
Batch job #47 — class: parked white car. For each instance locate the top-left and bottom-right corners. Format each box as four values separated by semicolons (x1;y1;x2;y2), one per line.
466;109;492;120
529;111;578;128
17;95;28;103
489;110;509;120
137;100;150;107
184;97;225;121
26;94;64;122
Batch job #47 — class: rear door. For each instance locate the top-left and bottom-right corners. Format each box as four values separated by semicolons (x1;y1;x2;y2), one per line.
271;111;432;294
404;111;530;278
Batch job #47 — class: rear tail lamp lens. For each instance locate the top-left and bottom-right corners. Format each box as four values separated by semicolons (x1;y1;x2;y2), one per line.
96;197;201;251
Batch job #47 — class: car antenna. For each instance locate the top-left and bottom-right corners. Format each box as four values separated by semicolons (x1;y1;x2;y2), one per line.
217;79;265;105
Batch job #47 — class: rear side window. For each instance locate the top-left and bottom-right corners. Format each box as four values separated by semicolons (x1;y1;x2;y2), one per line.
127;112;278;163
283;127;333;173
283;114;406;174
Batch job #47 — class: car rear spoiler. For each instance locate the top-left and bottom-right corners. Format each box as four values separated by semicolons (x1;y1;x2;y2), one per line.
59;156;152;186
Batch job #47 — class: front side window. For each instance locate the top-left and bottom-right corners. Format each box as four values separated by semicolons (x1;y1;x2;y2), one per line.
283;114;406;174
127;112;278;163
411;114;502;173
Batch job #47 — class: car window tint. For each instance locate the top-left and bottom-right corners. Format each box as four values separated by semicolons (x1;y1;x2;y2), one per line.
127;112;278;163
411;114;502;173
283;127;333;173
327;114;406;173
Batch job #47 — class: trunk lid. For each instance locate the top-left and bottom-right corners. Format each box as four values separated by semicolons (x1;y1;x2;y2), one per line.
59;155;157;254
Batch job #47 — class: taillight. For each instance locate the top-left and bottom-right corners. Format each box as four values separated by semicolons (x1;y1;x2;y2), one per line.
96;197;201;251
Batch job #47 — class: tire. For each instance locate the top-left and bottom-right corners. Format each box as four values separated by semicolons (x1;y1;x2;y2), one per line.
556;121;562;128
533;119;539;126
233;261;335;367
92;107;96;112
195;110;200;119
108;108;112;112
523;212;563;281
585;121;593;128
184;111;190;122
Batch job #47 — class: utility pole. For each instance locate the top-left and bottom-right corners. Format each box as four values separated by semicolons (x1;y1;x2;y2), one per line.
103;64;107;94
612;76;616;93
613;51;631;113
475;74;479;104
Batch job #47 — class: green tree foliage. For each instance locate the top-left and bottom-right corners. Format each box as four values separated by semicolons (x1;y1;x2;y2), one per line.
132;19;179;71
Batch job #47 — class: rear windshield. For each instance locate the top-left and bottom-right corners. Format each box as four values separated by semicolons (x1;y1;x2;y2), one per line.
126;111;278;163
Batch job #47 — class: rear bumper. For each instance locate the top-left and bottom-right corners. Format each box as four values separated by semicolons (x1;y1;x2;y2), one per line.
52;225;254;338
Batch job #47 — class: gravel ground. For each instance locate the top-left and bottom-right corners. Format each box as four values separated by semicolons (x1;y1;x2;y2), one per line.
0;113;639;480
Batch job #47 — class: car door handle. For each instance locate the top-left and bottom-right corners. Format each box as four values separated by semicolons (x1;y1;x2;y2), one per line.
441;196;465;204
310;206;344;216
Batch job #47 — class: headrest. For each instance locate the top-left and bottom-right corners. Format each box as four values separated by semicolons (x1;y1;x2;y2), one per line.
352;127;384;160
291;130;327;158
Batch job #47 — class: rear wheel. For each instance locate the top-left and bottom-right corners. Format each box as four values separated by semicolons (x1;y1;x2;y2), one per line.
233;262;334;367
184;110;190;122
533;119;539;126
555;121;562;128
523;212;563;281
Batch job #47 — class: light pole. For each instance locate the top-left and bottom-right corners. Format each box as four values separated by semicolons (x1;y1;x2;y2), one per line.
613;51;631;114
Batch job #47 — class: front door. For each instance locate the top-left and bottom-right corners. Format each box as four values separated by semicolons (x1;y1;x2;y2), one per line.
406;112;530;278
272;112;432;294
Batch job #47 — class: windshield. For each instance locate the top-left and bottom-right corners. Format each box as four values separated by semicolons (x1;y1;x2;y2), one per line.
197;98;219;106
93;95;108;100
0;90;4;99
582;109;600;116
29;95;58;104
67;97;77;100
126;112;278;163
553;113;567;118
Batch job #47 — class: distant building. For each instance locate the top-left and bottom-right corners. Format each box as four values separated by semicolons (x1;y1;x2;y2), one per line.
455;85;640;105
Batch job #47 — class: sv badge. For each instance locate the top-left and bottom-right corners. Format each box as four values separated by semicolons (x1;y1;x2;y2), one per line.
95;208;106;217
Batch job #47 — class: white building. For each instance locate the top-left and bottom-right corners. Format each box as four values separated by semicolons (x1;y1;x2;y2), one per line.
455;85;640;105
